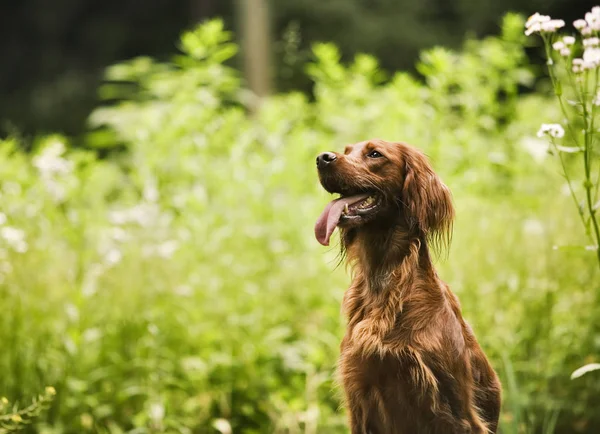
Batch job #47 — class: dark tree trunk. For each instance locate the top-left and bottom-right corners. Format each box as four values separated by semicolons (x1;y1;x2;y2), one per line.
237;0;272;104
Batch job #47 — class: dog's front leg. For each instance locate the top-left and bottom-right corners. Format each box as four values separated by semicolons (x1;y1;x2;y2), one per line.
346;403;363;434
348;406;382;434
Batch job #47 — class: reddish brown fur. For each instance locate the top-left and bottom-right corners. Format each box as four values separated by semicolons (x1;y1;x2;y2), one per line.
316;139;501;433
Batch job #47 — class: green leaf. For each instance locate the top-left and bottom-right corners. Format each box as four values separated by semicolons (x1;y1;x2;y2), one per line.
210;43;238;63
554;80;562;97
556;145;583;153
571;363;600;379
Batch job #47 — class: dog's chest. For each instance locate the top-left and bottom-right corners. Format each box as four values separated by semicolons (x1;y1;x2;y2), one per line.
338;345;440;433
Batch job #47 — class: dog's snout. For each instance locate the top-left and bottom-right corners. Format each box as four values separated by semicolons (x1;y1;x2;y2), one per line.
316;152;337;169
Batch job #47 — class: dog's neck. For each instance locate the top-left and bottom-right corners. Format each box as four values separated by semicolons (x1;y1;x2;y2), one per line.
343;223;435;293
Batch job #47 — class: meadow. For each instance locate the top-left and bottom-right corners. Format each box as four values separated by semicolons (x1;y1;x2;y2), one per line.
0;14;599;434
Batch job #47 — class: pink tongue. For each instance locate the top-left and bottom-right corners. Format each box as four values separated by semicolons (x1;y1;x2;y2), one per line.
314;194;370;246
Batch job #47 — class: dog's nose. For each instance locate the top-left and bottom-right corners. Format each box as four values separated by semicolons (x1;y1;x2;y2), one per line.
316;152;337;169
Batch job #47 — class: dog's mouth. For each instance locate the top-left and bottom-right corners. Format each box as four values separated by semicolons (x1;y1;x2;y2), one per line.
314;193;381;246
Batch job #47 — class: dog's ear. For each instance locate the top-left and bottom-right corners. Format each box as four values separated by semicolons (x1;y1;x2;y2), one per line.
400;147;454;250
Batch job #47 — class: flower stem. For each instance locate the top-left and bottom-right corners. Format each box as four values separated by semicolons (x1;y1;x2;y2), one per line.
543;35;600;269
542;36;588;231
582;69;600;267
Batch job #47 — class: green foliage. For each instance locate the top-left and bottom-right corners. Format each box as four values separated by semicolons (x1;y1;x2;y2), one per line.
524;9;600;421
525;8;600;270
1;17;599;434
0;0;582;137
0;387;56;433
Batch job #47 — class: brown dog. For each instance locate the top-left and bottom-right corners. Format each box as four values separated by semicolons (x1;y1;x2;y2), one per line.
315;139;501;433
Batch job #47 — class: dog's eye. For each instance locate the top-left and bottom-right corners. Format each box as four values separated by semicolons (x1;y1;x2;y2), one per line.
367;150;383;158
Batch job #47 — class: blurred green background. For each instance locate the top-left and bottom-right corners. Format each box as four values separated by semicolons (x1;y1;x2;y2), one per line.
1;1;600;433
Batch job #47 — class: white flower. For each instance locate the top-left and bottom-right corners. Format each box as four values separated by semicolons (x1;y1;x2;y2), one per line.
109;203;160;227
586;11;600;30
65;303;79;322
110;227;129;242
584;37;600;47
1;226;28;253
572;50;600;72
141;240;179;259
156;240;179;259
174;285;193;296
526;13;551;27
525;23;541;36
553;40;571;58
104;248;122;265
213;419;232;434
582;27;593;36
523;219;545;236
537;123;565;139
149;402;165;423
44;179;68;202
540;19;565;33
143;182;159;203
32;139;74;202
584;47;600;66
82;328;102;342
525;13;551;35
574;19;588;29
81;264;104;297
524;14;564;35
32;140;73;178
563;36;576;45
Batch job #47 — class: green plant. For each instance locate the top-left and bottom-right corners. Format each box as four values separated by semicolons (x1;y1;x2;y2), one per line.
525;8;600;269
0;387;55;433
525;7;600;400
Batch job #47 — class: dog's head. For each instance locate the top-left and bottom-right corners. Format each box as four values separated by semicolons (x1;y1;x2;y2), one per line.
314;139;454;248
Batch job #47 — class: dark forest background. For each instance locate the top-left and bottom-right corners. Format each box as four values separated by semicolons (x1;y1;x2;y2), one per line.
0;0;596;139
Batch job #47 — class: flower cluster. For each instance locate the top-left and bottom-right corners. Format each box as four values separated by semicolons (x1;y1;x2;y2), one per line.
552;36;575;57
32;139;73;178
574;6;600;35
0;214;28;253
525;7;600;71
537;123;565;139
32;139;75;202
572;46;600;73
584;47;600;66
525;13;565;36
528;7;600;73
